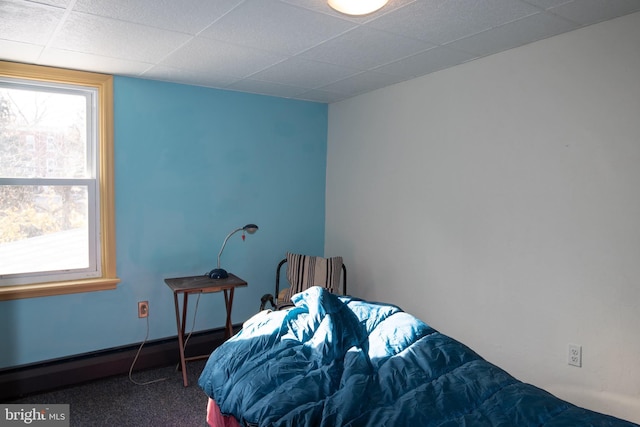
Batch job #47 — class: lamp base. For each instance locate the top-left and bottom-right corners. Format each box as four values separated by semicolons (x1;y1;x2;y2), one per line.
208;268;229;279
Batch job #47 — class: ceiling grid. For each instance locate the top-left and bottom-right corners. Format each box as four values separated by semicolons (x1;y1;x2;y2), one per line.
1;0;639;102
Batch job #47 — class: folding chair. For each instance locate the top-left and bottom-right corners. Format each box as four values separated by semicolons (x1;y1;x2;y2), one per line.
260;252;347;310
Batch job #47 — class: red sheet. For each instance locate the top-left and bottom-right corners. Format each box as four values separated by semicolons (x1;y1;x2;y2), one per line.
207;398;242;427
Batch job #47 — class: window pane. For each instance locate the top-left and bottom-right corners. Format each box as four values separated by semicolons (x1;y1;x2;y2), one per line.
0;185;89;276
0;86;88;179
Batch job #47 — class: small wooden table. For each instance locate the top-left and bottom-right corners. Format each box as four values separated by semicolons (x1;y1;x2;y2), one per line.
165;273;247;386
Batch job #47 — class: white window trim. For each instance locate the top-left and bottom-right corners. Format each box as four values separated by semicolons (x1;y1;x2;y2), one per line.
0;61;119;300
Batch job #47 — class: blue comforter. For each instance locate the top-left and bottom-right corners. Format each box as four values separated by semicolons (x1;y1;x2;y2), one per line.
199;287;636;426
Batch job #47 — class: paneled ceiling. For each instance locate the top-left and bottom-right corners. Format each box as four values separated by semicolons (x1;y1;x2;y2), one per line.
2;0;639;103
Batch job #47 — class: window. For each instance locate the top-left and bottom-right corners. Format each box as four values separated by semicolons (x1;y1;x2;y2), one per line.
0;61;119;300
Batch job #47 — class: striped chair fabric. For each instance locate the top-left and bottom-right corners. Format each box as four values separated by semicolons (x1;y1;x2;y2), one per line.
283;252;344;302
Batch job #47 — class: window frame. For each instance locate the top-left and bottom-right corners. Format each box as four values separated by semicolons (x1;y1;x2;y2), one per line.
0;61;119;300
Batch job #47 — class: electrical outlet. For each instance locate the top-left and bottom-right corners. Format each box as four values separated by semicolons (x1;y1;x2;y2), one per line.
568;344;582;367
138;301;149;318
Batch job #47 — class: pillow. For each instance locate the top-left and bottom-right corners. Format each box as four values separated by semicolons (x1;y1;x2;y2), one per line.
283;252;343;301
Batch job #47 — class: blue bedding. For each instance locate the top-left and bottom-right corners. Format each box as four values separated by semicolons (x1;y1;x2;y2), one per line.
199;287;637;426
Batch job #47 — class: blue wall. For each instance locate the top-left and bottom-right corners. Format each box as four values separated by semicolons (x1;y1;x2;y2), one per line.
0;77;328;368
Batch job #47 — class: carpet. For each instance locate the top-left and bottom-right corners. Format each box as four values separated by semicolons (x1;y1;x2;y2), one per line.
8;360;209;427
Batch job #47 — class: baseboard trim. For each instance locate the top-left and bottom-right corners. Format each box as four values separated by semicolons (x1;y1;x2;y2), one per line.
0;324;239;402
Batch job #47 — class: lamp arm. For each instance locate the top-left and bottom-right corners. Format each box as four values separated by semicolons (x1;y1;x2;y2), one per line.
217;227;244;268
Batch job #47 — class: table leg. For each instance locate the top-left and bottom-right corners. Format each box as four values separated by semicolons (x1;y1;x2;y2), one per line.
223;288;235;339
181;293;189;342
174;292;189;387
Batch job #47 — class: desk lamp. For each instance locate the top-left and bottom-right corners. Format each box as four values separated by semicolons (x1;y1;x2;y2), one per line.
208;224;258;279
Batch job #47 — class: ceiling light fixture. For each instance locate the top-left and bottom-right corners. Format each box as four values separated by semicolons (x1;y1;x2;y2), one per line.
328;0;389;16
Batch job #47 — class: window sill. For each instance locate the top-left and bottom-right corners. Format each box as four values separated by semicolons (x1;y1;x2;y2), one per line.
0;277;121;301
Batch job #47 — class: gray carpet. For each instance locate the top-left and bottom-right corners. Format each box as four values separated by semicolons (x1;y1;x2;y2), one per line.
9;360;209;427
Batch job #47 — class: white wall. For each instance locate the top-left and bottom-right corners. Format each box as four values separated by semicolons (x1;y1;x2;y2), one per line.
325;12;640;423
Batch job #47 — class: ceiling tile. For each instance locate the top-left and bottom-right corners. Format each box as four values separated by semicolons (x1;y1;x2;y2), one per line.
51;12;192;62
318;70;407;98
24;0;69;7
299;26;435;70
521;0;573;9
198;0;357;56
160;37;286;78
72;0;243;34
38;48;154;75
227;79;307;99
295;88;345;103
0;0;64;45
373;46;478;78
547;0;640;25
249;57;360;88
445;11;579;56
142;65;239;88
367;0;542;44
0;39;44;64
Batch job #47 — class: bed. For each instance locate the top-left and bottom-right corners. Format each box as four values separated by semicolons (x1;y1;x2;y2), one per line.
198;286;637;426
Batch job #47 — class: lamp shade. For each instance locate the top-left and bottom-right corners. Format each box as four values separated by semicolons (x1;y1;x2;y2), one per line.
328;0;388;15
243;224;258;234
208;223;259;279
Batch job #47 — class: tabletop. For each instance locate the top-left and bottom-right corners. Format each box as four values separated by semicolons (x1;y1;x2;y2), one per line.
164;273;247;293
